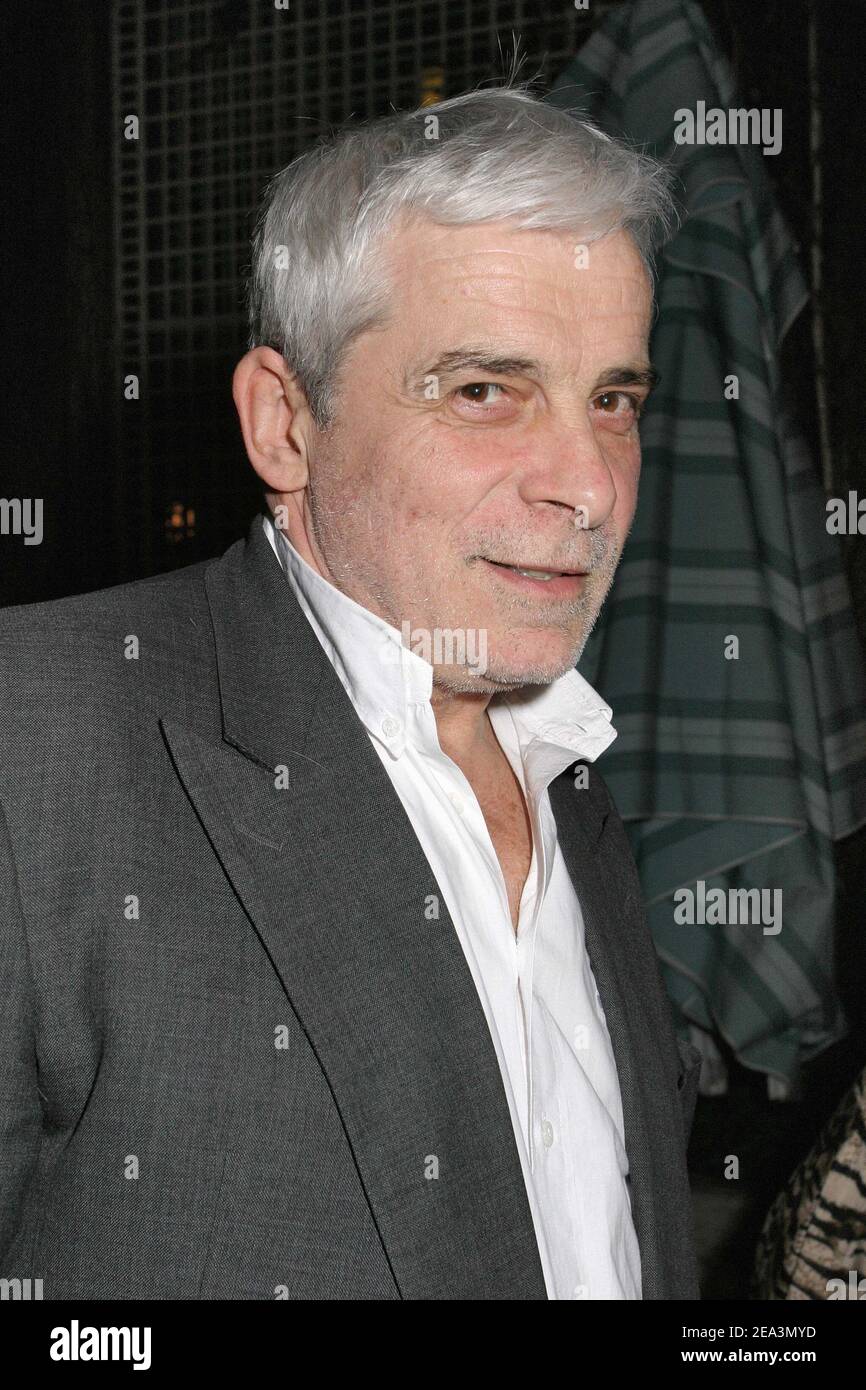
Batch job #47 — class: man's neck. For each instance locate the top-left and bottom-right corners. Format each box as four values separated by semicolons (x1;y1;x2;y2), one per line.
430;686;503;776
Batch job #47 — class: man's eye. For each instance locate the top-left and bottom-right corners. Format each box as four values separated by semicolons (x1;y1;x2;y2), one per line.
455;382;507;406
593;390;642;420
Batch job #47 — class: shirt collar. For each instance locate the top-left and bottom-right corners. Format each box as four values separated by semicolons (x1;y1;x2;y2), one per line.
261;511;617;772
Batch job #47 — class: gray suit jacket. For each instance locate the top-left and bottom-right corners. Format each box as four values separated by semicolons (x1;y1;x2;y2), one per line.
0;513;701;1300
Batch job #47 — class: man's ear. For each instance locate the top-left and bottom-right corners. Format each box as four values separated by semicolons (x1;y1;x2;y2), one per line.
232;346;315;493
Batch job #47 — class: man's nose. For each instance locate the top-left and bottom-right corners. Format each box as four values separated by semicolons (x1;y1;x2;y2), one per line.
517;421;620;530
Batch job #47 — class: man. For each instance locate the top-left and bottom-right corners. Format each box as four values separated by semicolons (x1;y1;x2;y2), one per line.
0;84;701;1300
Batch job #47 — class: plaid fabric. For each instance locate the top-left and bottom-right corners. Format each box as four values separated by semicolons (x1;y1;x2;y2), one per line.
546;0;866;1087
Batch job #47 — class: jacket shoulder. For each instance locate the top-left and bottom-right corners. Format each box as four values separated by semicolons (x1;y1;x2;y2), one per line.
0;558;219;764
0;555;212;640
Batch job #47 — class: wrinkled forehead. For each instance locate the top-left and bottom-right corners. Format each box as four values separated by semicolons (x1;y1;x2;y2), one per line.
379;216;653;362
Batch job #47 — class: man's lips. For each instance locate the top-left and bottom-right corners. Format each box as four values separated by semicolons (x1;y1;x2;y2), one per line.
484;559;586;576
479;557;589;596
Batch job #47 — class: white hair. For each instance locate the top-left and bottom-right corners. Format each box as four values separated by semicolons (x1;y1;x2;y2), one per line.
246;82;678;427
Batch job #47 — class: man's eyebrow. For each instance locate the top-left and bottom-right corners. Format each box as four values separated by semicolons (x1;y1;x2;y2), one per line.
591;365;660;394
404;348;548;391
404;348;660;395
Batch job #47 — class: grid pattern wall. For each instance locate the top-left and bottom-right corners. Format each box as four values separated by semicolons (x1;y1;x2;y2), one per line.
111;0;607;574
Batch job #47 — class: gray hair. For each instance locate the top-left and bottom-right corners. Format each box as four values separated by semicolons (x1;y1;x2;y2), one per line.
246;82;678;428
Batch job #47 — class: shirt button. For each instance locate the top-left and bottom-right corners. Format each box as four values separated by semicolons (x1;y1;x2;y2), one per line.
381;715;401;739
541;1118;555;1149
448;790;464;815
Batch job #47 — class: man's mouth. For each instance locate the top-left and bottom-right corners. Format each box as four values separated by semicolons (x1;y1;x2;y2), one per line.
485;560;582;580
480;557;588;595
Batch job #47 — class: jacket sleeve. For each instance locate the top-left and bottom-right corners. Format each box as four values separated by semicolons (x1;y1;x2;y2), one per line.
0;794;42;1262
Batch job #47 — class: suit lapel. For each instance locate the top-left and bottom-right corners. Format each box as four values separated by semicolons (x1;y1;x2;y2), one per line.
161;516;547;1300
549;771;675;1298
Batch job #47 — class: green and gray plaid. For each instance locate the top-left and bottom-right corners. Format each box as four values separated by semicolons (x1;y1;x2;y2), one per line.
547;0;866;1087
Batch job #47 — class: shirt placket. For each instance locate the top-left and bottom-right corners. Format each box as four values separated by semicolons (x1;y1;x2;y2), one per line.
430;748;535;1139
516;775;552;1172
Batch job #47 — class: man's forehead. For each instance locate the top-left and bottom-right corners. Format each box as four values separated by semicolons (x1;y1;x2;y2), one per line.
385;217;652;330
380;222;650;384
388;215;647;279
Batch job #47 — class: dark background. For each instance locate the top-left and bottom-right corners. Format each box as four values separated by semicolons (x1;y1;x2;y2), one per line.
2;0;864;1298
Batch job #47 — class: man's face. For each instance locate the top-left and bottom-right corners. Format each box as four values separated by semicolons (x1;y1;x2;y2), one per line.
301;217;654;692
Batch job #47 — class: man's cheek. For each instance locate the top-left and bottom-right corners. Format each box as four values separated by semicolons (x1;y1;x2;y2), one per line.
400;505;439;536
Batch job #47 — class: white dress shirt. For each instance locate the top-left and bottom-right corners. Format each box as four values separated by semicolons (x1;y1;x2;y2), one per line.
262;511;642;1300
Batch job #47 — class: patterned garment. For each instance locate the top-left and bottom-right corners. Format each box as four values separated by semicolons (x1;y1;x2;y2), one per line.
753;1067;866;1299
546;0;866;1089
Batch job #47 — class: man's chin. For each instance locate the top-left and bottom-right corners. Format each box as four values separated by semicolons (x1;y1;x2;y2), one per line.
484;655;582;691
430;639;586;695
